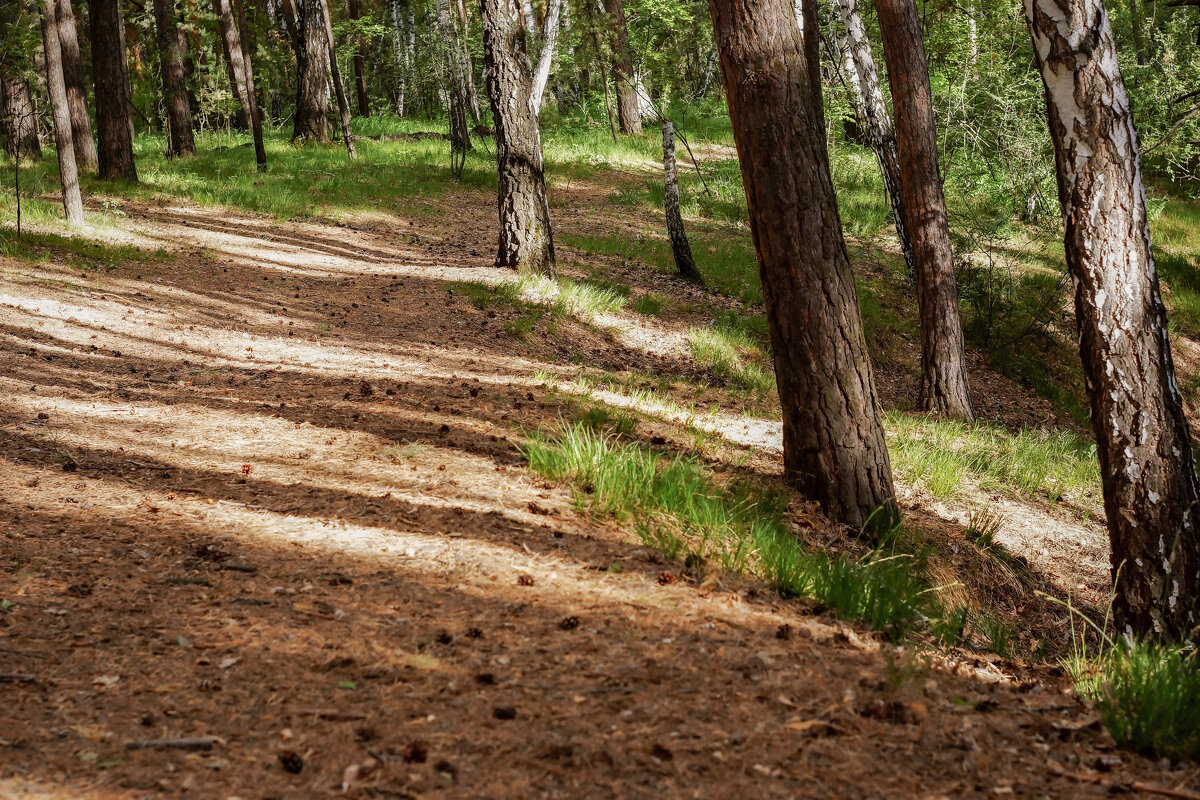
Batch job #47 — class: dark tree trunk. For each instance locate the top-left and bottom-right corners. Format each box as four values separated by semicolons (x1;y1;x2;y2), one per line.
662;119;702;284
214;0;252;127
349;0;370;116
55;0;98;170
603;0;641;135
480;0;555;274
293;0;330;143
235;0;267;168
829;0;912;278
706;0;896;526
320;0;357;158
40;0;85;222
89;0;137;180
874;0;973;420
153;0;196;157
1027;0;1200;640
0;77;41;160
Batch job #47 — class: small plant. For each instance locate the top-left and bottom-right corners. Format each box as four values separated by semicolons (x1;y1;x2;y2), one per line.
964;507;1005;550
504;312;541;339
633;292;664;316
976;613;1014;657
688;324;776;395
383;441;425;463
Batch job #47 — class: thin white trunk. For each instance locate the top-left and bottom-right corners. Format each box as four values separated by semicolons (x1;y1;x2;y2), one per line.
530;0;562;112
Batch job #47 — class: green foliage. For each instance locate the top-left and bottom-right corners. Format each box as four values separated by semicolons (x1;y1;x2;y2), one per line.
687;322;775;395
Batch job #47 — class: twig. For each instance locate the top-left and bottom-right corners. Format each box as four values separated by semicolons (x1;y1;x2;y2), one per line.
0;674;37;684
124;737;215;751
1048;760;1200;800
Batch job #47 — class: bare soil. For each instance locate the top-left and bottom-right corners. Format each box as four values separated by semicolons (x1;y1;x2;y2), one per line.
2;189;1198;798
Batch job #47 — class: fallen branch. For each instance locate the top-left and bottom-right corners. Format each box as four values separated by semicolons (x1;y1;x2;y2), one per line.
1047;760;1200;800
125;737;215;751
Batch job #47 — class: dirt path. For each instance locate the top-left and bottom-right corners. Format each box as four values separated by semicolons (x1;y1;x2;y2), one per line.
1;198;1196;798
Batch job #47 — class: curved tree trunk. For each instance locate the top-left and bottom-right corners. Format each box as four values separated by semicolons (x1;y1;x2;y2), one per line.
530;0;562;112
1027;0;1200;640
153;0;197;158
349;0;370;116
603;0;641;135
40;0;85;223
662;119;702;284
706;0;896;526
293;0;330;143
214;0;253;128
0;77;41;160
90;0;137;180
480;0;555;275
235;0;267;169
874;0;973;420
55;0;97;171
320;0;358;158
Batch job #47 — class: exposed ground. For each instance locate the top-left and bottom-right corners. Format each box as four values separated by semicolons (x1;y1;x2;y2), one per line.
2;154;1199;798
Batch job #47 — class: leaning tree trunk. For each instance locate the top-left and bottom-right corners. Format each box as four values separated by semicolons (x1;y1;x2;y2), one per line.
530;0;563;111
662;119;702;284
0;78;42;160
235;0;267;169
829;0;913;278
55;0;97;170
480;0;556;275
214;0;253;128
706;0;896;526
1027;0;1200;640
874;0;973;420
320;0;358;158
293;0;331;143
348;0;370;116
603;0;641;135
40;0;85;223
90;0;137;180
153;0;197;157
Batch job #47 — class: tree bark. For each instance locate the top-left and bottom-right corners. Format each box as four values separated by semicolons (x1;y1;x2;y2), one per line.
1027;0;1200;640
662;119;702;284
154;0;197;157
874;0;973;420
437;0;473;169
55;0;97;170
235;0;267;168
530;0;562;111
214;0;253;128
828;0;913;278
320;0;357;158
707;0;896;526
293;0;330;143
89;0;137;180
40;0;85;223
348;0;370;115
603;0;641;135
480;0;556;274
0;77;41;160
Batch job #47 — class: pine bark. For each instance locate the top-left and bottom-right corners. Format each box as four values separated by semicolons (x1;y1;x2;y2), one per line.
55;0;97;170
90;0;137;180
480;0;556;274
662;119;702;284
874;0;973;420
214;0;253;128
320;0;357;158
40;0;85;223
293;0;330;143
603;0;641;135
706;0;896;526
154;0;197;157
235;0;267;169
349;0;370;116
0;77;41;160
1027;0;1200;640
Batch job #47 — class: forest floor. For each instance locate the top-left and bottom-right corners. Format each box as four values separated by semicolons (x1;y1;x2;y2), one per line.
2;131;1200;798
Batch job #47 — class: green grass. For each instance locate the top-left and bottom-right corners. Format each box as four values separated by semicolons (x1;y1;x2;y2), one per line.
1074;643;1200;763
0;228;161;270
521;422;962;643
688;321;776;396
885;411;1100;503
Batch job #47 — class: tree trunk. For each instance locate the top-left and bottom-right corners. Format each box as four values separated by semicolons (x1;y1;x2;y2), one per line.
874;0;973;420
603;0;641;135
437;0;473;168
320;0;358;158
706;0;896;526
0;77;41;160
694;47;716;100
214;0;253;128
55;0;97;170
520;0;536;36
154;0;197;157
480;0;555;274
1027;0;1200;640
584;0;618;142
293;0;330;143
40;0;85;223
348;0;370;116
235;0;267;168
662;119;702;284
89;0;138;180
530;0;562;111
829;0;913;278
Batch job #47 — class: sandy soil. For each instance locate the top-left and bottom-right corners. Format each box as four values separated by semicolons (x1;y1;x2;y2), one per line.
1;192;1197;798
